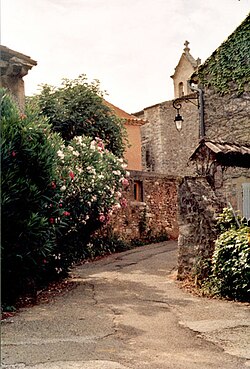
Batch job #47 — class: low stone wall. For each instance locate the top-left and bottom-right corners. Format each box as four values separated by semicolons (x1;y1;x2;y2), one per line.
177;176;224;279
104;171;179;242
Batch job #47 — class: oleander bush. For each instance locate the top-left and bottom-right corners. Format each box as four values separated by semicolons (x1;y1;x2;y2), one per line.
1;88;129;305
51;134;129;265
1;90;66;304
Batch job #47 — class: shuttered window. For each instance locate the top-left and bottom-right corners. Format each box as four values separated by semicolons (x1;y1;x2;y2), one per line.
242;183;250;220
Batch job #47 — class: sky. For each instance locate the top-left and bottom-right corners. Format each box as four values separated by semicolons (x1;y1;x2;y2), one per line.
1;0;249;113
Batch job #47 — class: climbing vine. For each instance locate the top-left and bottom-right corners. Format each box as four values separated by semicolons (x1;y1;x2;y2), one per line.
197;14;250;95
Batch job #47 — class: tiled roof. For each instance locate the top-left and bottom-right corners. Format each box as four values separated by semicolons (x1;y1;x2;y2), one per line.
191;140;250;158
204;141;250;156
104;100;146;126
190;140;250;168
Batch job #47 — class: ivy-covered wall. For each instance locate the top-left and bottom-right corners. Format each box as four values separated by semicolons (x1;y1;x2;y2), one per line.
196;14;250;146
197;15;250;95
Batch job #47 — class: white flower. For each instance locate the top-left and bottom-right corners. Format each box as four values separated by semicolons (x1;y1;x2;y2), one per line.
76;166;83;174
60;185;66;192
74;136;83;144
98;174;104;179
90;141;96;150
68;145;74;151
72;150;79;157
113;170;121;176
121;163;127;169
57;150;65;159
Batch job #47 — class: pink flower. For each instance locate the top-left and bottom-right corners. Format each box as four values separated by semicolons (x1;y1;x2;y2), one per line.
49;218;54;224
120;198;127;208
11;151;16;157
63;211;71;216
99;213;106;223
121;178;129;187
51;181;56;189
69;171;74;179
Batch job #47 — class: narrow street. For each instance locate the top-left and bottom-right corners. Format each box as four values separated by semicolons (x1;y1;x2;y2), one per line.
2;241;250;369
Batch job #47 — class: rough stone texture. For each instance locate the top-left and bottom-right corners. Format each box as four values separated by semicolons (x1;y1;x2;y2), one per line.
177;176;224;279
104;171;179;241
137;100;199;176
0;45;37;111
203;86;250;145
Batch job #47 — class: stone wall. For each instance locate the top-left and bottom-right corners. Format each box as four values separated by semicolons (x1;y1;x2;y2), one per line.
104;171;179;242
136;100;199;176
177;176;224;279
203;86;250;145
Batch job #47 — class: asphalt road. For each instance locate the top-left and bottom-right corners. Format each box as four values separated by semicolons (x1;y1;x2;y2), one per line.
2;241;250;369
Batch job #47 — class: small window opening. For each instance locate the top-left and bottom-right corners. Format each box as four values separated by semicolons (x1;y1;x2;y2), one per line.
178;82;184;97
134;180;143;202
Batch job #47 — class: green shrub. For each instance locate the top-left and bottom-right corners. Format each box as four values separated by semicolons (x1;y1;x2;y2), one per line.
211;208;250;301
1;90;67;303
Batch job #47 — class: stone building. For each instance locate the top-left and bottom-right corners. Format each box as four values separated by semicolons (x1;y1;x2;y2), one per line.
190;14;250;219
0;45;37;111
103;101;179;241
134;15;250;218
134;41;201;177
177;15;250;278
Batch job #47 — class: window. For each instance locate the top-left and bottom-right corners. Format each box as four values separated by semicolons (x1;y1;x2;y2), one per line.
178;82;184;97
134;180;143;202
242;183;250;220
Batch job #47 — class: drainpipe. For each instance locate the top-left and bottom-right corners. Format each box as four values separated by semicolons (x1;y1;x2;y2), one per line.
187;80;205;139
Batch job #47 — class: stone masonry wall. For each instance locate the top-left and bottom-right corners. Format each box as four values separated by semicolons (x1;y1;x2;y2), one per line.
137;100;200;176
203;86;250;144
104;171;179;242
177;176;224;279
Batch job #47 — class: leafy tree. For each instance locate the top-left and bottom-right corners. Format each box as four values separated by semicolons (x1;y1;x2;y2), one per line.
28;75;127;157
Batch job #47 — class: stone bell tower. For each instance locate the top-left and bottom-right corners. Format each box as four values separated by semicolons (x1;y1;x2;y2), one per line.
171;41;201;98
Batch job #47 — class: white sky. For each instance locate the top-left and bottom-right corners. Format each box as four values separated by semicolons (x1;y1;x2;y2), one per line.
1;0;249;113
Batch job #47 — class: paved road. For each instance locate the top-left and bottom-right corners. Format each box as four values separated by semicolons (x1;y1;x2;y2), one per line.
2;241;250;369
